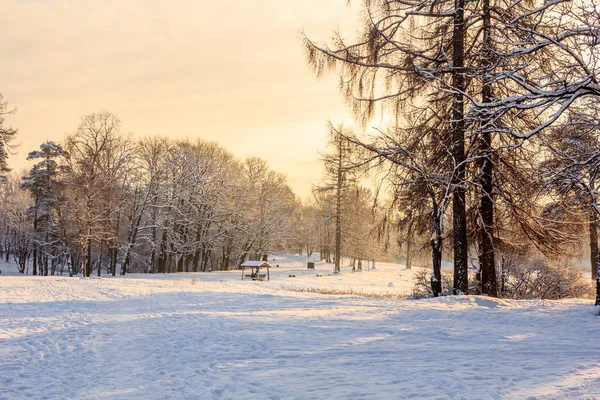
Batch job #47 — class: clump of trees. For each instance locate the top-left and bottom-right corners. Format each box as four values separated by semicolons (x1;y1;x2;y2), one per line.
309;124;391;273
0;104;395;278
304;0;600;304
1;112;304;276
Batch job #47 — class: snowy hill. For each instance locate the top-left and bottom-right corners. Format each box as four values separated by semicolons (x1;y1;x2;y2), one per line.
1;255;599;399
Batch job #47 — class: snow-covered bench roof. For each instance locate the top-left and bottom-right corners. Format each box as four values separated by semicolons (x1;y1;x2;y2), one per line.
240;261;271;268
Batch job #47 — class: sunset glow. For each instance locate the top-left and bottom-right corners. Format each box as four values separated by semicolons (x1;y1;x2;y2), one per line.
1;0;361;197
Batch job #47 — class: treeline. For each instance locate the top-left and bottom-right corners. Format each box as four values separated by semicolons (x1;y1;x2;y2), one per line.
0;111;389;277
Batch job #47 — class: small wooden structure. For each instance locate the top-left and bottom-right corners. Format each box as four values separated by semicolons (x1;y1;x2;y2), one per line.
240;261;270;281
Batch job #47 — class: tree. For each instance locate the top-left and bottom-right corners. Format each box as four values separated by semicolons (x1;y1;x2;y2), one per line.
0;173;32;273
64;112;135;277
539;108;600;305
21;142;69;276
340;111;455;297
0;94;17;178
316;124;359;273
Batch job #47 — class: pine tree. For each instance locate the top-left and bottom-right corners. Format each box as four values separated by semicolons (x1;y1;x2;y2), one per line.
21;142;69;276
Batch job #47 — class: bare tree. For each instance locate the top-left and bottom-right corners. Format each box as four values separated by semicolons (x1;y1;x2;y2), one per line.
64;112;135;277
0;94;17;178
539;107;600;305
316;124;360;273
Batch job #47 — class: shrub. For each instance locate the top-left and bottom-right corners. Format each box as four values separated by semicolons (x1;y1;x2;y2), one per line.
411;269;455;298
499;255;592;300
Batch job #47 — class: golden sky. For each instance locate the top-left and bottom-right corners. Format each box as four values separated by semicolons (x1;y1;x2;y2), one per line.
0;0;362;198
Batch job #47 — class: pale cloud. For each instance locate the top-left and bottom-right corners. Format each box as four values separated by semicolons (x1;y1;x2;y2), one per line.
0;0;362;197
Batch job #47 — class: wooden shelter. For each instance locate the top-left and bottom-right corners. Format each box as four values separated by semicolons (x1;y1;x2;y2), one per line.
240;261;270;281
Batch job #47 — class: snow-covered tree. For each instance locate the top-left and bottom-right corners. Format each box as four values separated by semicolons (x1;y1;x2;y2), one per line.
64;112;135;277
0;173;32;273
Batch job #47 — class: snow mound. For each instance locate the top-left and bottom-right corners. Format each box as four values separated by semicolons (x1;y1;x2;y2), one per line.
424;295;519;310
470;296;517;309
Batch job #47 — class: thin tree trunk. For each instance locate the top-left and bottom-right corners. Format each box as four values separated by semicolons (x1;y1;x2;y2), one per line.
97;243;102;278
431;236;443;297
334;137;343;273
86;236;92;278
32;213;38;276
158;230;167;273
596;260;600;306
590;209;598;281
406;219;413;270
32;247;37;276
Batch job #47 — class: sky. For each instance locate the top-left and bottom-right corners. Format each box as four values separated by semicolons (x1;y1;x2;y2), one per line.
0;0;363;198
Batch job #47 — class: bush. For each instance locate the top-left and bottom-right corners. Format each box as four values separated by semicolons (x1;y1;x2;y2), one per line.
411;269;455;298
499;255;592;300
410;254;592;300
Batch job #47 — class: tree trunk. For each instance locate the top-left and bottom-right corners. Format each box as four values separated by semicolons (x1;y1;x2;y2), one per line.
81;243;87;278
97;244;102;278
590;209;598;281
32;246;37;276
86;237;92;278
158;230;167;273
478;0;498;298
406;219;413;270
192;228;202;272
334;146;343;273
596;261;600;306
431;237;443;297
110;244;117;276
201;248;211;272
150;225;157;273
452;0;469;295
177;254;184;273
70;253;77;277
32;214;38;276
192;248;201;273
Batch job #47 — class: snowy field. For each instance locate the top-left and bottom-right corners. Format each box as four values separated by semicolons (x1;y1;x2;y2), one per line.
1;255;599;399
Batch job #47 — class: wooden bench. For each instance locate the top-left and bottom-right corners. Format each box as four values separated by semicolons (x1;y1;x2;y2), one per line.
252;274;267;281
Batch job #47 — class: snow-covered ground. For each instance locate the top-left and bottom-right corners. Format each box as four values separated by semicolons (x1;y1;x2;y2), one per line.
1;255;599;399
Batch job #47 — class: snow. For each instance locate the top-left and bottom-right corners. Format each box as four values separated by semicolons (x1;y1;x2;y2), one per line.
1;255;599;399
